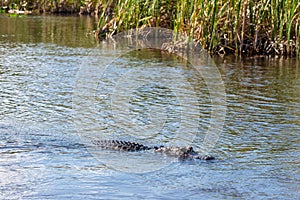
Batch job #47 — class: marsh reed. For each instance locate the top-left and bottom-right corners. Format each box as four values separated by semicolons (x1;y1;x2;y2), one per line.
96;0;300;57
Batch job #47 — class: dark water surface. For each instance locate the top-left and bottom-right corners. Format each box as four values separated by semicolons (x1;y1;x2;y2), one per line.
0;15;299;199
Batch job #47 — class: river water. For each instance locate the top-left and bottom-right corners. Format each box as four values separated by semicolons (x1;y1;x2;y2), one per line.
0;15;299;199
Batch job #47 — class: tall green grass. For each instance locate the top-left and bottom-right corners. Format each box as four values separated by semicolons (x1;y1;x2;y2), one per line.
96;0;300;56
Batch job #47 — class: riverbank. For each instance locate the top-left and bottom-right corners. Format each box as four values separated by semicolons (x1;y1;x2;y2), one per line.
2;0;299;57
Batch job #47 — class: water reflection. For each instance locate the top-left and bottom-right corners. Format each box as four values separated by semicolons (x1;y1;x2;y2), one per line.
214;56;300;196
0;15;98;47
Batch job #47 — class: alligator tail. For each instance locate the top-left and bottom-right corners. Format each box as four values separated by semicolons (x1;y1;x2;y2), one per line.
92;140;152;151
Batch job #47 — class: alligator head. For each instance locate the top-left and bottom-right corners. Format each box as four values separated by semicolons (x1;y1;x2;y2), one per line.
153;146;215;160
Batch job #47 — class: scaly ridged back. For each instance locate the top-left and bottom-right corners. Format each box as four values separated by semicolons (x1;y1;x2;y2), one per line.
92;140;151;151
92;140;215;160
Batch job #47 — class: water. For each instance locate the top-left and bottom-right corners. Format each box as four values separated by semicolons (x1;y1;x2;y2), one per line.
0;15;299;199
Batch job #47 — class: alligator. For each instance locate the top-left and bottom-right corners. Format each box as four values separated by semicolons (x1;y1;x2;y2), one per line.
92;140;215;160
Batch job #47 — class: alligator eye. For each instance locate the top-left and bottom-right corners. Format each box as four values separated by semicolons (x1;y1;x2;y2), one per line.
203;155;215;160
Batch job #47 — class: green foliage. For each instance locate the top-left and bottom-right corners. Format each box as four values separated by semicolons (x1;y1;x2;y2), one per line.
96;0;300;56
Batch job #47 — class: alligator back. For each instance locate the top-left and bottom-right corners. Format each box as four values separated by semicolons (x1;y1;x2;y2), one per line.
92;140;215;160
92;140;151;151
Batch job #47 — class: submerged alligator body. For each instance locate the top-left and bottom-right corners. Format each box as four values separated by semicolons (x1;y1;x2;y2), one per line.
92;140;215;160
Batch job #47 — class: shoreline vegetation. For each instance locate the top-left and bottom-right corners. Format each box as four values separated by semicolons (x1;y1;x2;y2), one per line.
1;0;299;57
